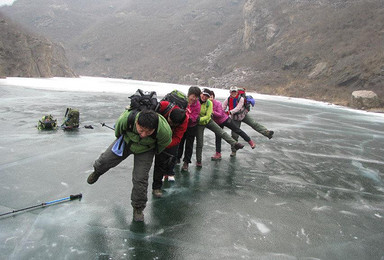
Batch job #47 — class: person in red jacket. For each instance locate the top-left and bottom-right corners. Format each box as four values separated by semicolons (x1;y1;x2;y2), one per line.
152;100;189;197
223;86;274;157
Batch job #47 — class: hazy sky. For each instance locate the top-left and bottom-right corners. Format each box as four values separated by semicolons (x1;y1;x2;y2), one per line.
0;0;16;6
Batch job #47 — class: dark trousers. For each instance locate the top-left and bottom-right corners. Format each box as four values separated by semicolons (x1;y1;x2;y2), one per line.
93;139;155;209
231;114;268;152
196;120;238;162
177;125;197;164
215;118;251;153
152;145;179;190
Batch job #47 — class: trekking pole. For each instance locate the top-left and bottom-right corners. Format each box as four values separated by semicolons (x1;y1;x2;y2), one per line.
101;122;115;130
0;193;82;217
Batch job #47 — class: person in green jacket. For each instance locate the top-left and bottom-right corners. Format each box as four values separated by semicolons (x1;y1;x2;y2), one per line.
87;110;172;222
195;88;244;167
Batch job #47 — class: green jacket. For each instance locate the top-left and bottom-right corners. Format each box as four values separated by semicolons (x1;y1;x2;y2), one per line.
114;110;172;154
198;99;213;125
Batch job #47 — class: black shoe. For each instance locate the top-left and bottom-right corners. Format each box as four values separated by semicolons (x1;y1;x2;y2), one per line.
265;130;274;139
87;172;100;184
133;208;144;222
152;189;163;198
234;142;244;150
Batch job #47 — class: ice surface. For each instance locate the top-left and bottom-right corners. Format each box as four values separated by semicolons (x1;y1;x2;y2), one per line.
0;77;384;259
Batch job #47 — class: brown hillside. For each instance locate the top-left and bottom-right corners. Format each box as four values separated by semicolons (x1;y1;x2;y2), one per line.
1;0;383;107
0;12;76;78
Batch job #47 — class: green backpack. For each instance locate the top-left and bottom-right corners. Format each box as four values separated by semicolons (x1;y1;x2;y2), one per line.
37;115;57;130
161;89;188;110
62;108;80;129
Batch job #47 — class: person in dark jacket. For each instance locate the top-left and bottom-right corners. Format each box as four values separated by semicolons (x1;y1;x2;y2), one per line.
152;101;188;197
87;110;172;222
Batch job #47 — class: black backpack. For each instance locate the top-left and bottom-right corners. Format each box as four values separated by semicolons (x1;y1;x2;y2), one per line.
128;89;159;112
126;89;159;134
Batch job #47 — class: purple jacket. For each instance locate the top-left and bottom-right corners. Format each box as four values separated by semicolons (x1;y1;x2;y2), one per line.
187;100;201;127
211;99;228;125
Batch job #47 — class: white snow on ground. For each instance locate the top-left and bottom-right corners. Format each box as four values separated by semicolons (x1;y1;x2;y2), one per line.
1;76;383;119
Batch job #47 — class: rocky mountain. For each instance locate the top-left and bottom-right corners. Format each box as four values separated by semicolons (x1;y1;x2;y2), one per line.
1;0;383;107
234;0;384;106
0;12;76;78
1;0;245;81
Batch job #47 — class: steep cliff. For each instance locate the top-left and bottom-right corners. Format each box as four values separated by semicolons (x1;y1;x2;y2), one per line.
220;0;384;105
0;13;76;78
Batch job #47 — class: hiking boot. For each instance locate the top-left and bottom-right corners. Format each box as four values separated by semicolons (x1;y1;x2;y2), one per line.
133;208;144;222
234;142;244;150
152;189;163;198
248;140;256;149
196;161;202;167
265;130;274;139
230;151;237;157
181;162;189;171
168;175;175;182
87;172;100;184
211;152;222;161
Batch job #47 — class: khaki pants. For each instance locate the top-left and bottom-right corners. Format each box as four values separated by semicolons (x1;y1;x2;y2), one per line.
196;120;237;163
93;139;155;209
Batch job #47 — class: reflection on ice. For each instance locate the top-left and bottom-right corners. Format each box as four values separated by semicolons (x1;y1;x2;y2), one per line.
0;78;383;259
352;161;382;184
249;219;271;234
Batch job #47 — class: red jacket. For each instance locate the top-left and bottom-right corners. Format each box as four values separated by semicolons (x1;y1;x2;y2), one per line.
158;101;189;148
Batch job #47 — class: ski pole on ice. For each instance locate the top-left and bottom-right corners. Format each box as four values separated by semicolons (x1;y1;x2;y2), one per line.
0;193;82;217
101;122;115;130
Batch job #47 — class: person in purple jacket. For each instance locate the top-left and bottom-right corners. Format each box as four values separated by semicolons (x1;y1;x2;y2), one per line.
177;86;202;171
209;90;255;160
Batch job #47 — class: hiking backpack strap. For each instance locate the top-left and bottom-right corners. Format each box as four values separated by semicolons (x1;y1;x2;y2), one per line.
127;109;139;132
160;102;175;116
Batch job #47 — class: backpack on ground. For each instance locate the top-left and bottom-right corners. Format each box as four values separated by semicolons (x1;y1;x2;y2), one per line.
237;88;255;111
126;89;159;134
62;108;80;129
161;89;188;110
37;115;57;130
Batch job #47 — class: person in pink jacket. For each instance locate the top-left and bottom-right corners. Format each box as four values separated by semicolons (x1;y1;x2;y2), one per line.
177;86;202;171
209;90;255;160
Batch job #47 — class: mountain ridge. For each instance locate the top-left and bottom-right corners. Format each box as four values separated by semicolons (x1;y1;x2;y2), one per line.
1;0;383;107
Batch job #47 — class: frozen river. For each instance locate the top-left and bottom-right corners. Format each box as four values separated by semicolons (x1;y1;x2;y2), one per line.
0;78;383;259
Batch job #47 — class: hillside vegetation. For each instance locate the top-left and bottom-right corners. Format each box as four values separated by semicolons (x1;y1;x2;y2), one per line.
1;0;383;107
